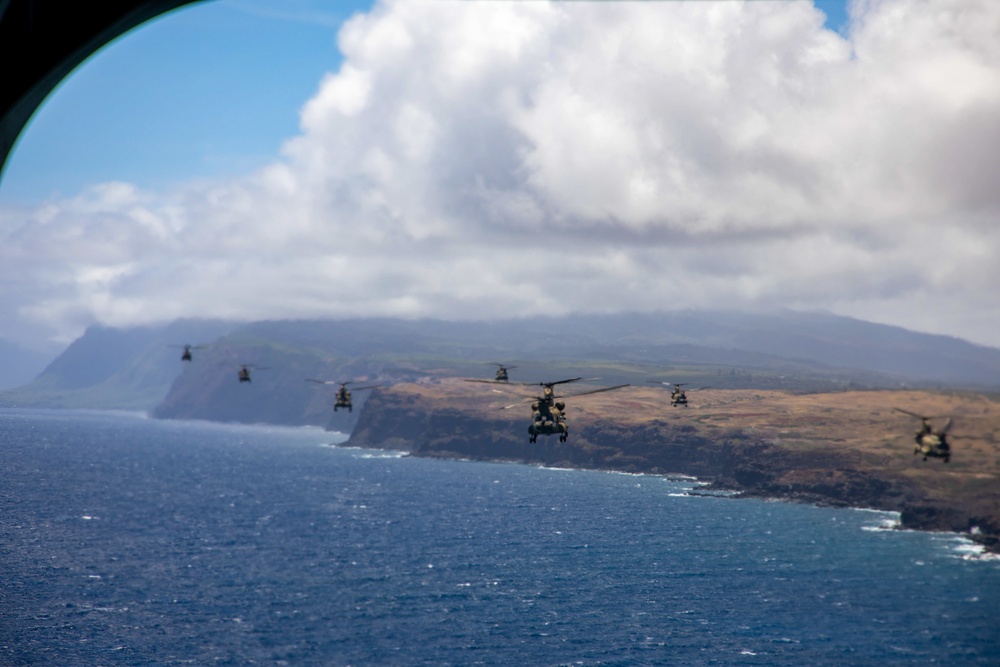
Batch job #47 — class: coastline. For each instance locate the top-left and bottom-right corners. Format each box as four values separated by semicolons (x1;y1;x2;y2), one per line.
345;381;1000;555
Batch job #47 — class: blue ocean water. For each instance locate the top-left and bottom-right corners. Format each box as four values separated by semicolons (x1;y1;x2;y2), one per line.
1;409;998;666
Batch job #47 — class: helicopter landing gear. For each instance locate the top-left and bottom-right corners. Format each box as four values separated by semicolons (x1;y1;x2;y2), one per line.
529;434;537;444
559;434;568;443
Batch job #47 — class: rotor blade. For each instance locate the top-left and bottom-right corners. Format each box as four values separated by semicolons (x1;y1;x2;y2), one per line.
491;387;537;398
548;377;597;386
466;379;504;384
893;407;925;419
565;384;630;399
499;397;535;410
306;378;336;384
352;385;382;391
939;418;954;435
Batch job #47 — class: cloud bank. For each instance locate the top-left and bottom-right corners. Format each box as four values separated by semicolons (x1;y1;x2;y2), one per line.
2;0;999;348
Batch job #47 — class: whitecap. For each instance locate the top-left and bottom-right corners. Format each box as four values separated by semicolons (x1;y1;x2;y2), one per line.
951;539;1000;562
860;517;901;532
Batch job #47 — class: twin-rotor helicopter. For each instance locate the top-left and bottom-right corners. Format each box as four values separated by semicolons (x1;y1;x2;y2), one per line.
894;408;952;463
647;381;709;407
238;364;269;383
307;379;382;412
173;343;207;362
467;365;628;443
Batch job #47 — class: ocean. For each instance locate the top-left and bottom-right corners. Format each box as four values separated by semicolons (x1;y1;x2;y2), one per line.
1;408;998;666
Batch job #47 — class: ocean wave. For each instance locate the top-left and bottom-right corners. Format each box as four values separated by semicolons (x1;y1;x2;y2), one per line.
354;451;406;459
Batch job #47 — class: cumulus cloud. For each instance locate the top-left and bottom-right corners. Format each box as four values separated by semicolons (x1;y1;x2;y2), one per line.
1;0;999;348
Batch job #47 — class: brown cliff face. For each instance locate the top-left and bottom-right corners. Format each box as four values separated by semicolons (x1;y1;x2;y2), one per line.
348;380;1000;552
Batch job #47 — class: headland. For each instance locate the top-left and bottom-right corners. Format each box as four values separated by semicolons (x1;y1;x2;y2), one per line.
347;380;1000;553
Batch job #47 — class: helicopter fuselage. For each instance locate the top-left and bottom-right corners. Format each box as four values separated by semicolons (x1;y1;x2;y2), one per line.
335;388;353;412
529;396;568;443
915;431;950;462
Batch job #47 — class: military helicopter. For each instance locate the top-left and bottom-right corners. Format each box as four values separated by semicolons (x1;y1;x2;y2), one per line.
493;363;517;383
495;377;629;443
894;408;952;462
306;379;381;412
173;343;207;361
648;382;707;407
237;364;268;383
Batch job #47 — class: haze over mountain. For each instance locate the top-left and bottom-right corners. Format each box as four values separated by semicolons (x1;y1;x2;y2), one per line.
0;338;54;390
3;309;999;426
1;319;235;410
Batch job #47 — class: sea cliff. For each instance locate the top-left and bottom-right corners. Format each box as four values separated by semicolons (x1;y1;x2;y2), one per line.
348;380;1000;553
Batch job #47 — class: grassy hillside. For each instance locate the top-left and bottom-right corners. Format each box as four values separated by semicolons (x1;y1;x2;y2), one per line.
349;380;1000;550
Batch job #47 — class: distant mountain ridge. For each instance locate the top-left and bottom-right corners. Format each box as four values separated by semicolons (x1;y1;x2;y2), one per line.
2;310;998;424
0;319;236;410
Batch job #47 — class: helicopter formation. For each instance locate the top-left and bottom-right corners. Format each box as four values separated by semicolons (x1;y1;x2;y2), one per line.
173;348;959;461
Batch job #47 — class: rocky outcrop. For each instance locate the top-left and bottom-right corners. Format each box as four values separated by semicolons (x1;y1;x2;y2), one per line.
348;386;1000;553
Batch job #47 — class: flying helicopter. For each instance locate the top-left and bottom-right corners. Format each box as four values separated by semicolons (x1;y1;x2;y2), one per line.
173;343;206;361
306;379;382;412
648;382;708;407
237;364;268;383
493;363;517;383
494;377;629;443
894;408;952;462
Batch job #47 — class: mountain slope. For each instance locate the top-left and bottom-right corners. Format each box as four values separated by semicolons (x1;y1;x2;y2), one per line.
0;319;235;410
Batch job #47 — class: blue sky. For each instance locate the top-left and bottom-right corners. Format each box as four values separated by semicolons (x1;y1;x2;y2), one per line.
2;0;998;353
2;0;374;202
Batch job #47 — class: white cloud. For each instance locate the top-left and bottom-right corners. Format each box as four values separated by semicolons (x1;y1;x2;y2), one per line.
1;0;999;349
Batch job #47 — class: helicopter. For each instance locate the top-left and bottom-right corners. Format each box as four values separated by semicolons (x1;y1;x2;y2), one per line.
493;363;517;383
238;364;268;383
495;377;629;443
173;343;206;362
648;382;708;407
894;408;952;462
306;379;382;412
465;363;518;384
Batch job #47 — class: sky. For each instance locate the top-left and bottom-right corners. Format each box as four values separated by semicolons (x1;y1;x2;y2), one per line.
1;0;998;354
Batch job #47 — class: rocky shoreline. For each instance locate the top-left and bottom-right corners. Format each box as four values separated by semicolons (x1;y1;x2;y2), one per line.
347;382;1000;554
